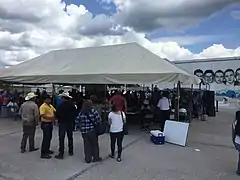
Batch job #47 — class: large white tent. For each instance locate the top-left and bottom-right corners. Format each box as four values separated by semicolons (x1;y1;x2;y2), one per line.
0;43;199;85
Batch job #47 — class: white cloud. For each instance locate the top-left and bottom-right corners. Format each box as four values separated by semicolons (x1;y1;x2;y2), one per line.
111;0;239;32
153;35;221;46
195;44;240;58
0;0;239;66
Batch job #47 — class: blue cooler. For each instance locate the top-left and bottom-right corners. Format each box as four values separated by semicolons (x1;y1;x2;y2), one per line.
150;130;165;145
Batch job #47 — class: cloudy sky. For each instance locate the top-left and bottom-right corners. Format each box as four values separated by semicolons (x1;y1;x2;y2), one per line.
0;0;239;66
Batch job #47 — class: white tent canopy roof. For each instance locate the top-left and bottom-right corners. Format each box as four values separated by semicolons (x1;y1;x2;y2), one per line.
0;43;199;85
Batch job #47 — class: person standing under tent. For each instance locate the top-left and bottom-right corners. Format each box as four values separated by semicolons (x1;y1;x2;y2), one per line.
55;92;78;159
109;91;128;135
108;104;126;162
7;98;19;115
140;99;153;131
39;95;56;159
157;92;170;131
19;92;39;153
90;95;102;117
109;91;127;112
75;100;102;163
56;90;64;107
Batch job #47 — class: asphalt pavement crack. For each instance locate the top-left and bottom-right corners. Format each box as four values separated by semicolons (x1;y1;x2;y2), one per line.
66;137;142;180
0;132;21;138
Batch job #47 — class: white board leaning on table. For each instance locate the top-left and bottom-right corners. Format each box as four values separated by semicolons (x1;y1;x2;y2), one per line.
163;120;189;147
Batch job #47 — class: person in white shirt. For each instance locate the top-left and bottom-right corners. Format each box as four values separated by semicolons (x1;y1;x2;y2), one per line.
157;92;170;131
108;104;126;162
7;99;19;113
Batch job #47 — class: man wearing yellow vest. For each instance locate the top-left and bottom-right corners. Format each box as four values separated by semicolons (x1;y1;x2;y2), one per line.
40;95;56;159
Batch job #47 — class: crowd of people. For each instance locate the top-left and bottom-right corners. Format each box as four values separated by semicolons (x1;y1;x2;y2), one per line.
18;90;127;163
1;85;197;164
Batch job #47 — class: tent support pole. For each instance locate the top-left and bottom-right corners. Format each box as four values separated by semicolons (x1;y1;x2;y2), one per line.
104;84;107;122
176;81;180;121
189;84;194;123
52;84;56;107
151;84;153;102
22;84;24;94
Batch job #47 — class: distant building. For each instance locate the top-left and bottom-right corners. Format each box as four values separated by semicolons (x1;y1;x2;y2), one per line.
173;56;240;92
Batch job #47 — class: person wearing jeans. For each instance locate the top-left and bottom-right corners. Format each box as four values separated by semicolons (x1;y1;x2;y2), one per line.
19;92;39;153
75;100;102;163
40;122;53;157
55;92;78;159
39;95;56;159
108;104;126;162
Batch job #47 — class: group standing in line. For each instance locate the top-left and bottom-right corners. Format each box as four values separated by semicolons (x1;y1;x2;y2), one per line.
18;90;127;163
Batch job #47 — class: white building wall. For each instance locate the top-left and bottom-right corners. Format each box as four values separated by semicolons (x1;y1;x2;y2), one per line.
174;57;240;91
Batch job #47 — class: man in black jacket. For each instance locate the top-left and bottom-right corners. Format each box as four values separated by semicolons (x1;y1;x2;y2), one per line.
55;92;78;159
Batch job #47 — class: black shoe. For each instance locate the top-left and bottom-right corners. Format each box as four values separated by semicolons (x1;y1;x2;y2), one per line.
93;157;102;162
109;154;115;159
55;154;64;159
21;149;26;153
69;152;74;156
85;160;92;164
41;154;51;159
117;157;122;162
29;148;39;152
47;150;54;154
236;171;240;176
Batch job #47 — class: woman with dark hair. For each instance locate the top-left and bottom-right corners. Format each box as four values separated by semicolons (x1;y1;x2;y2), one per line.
108;104;126;162
234;110;240;175
75;100;102;163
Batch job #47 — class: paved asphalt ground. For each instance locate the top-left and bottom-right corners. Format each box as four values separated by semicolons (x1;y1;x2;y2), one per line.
0;105;239;180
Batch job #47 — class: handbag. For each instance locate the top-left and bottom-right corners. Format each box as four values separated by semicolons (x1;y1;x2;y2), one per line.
86;113;106;136
120;111;128;135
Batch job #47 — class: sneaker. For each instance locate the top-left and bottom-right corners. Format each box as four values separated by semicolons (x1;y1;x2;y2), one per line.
93;157;102;162
29;148;39;152
21;149;26;153
117;157;121;162
41;154;51;159
55;154;64;160
47;150;54;154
